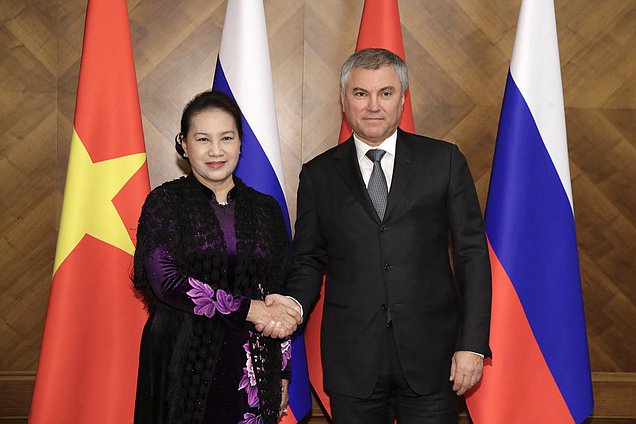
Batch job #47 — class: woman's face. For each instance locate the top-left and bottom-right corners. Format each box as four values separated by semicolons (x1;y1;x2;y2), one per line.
182;108;241;191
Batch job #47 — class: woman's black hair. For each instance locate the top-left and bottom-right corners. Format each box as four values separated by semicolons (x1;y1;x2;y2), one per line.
174;90;243;159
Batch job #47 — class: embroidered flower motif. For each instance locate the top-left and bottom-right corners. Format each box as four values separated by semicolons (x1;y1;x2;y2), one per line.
186;277;214;298
215;288;241;314
238;340;259;408
238;412;263;424
187;277;216;317
186;279;243;318
281;339;292;371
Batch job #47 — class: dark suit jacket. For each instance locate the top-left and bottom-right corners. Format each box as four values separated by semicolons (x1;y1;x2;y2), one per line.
286;129;491;398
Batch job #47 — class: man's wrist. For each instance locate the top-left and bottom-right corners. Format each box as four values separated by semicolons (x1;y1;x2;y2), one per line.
285;296;303;323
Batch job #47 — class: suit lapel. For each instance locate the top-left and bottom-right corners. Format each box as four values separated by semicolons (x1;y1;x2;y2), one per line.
385;130;416;220
335;138;381;223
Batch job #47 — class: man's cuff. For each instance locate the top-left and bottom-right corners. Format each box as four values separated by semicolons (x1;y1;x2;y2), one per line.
465;351;484;358
286;296;304;324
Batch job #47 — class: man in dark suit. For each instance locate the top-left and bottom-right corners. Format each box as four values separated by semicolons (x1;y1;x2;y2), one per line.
266;48;491;423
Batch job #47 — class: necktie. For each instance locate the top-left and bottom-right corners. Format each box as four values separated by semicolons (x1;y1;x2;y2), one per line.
365;149;388;220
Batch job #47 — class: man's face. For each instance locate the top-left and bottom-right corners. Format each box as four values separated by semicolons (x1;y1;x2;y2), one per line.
341;65;405;146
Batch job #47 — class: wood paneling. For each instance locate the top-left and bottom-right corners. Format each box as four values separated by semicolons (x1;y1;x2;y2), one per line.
0;0;634;420
0;0;57;373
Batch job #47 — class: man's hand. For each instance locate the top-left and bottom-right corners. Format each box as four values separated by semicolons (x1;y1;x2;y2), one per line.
449;351;484;396
246;299;301;339
265;294;301;316
256;294;303;336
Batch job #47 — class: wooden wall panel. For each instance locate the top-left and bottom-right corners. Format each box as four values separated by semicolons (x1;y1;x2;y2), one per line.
0;0;57;373
0;0;634;420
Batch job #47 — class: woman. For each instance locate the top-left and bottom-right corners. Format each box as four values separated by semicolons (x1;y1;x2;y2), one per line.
133;91;297;424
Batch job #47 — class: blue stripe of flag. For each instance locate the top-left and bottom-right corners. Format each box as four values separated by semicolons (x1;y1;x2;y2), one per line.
485;72;593;423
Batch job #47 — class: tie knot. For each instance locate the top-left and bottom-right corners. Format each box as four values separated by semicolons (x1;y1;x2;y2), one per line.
366;149;386;163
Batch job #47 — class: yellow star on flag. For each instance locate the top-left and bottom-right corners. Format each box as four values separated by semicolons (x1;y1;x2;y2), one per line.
53;130;147;273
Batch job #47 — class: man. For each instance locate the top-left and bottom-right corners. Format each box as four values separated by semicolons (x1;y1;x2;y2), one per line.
268;48;491;423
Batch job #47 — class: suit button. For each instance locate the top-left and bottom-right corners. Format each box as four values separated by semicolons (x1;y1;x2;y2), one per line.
383;264;391;271
379;225;388;233
381;304;387;311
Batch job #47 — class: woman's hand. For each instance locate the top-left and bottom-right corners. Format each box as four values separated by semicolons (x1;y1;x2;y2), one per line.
246;300;300;338
279;379;289;420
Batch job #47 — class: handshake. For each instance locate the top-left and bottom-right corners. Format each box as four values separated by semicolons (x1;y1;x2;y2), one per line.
246;294;303;338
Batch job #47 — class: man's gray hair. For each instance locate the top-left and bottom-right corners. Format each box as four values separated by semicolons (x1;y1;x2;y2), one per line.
340;48;409;95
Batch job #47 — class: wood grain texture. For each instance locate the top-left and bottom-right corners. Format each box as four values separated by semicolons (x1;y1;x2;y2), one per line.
0;0;634;419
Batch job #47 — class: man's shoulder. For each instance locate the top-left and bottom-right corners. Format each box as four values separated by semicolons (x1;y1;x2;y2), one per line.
303;139;353;169
398;129;458;153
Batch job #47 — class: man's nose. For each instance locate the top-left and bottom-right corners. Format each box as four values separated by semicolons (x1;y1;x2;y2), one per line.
366;95;380;111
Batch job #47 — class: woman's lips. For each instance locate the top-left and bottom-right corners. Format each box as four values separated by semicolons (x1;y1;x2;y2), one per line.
206;161;225;169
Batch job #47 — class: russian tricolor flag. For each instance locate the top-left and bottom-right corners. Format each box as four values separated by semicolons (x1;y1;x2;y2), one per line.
466;1;594;423
211;1;312;422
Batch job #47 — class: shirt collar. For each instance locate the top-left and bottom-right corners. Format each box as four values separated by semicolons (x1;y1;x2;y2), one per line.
353;129;398;162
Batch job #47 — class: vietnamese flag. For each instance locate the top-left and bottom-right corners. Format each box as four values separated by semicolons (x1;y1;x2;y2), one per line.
306;0;415;417
29;0;149;422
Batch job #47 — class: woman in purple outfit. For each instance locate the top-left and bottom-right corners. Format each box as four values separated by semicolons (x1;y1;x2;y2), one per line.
133;91;297;424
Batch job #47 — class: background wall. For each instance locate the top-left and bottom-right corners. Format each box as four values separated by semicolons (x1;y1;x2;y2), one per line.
1;0;634;422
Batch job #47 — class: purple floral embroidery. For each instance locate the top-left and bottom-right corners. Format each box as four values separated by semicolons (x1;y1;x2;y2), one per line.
186;277;216;318
281;339;291;371
238;340;260;408
186;279;242;318
215;288;241;314
238;412;263;424
186;277;214;298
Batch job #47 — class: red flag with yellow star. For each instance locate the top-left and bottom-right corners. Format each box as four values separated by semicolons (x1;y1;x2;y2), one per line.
29;0;149;422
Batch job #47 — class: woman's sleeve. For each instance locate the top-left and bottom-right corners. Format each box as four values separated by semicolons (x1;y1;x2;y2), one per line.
139;189;251;329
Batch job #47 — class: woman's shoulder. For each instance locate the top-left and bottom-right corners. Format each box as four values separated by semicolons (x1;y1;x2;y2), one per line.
142;176;191;208
236;181;283;217
235;178;275;205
